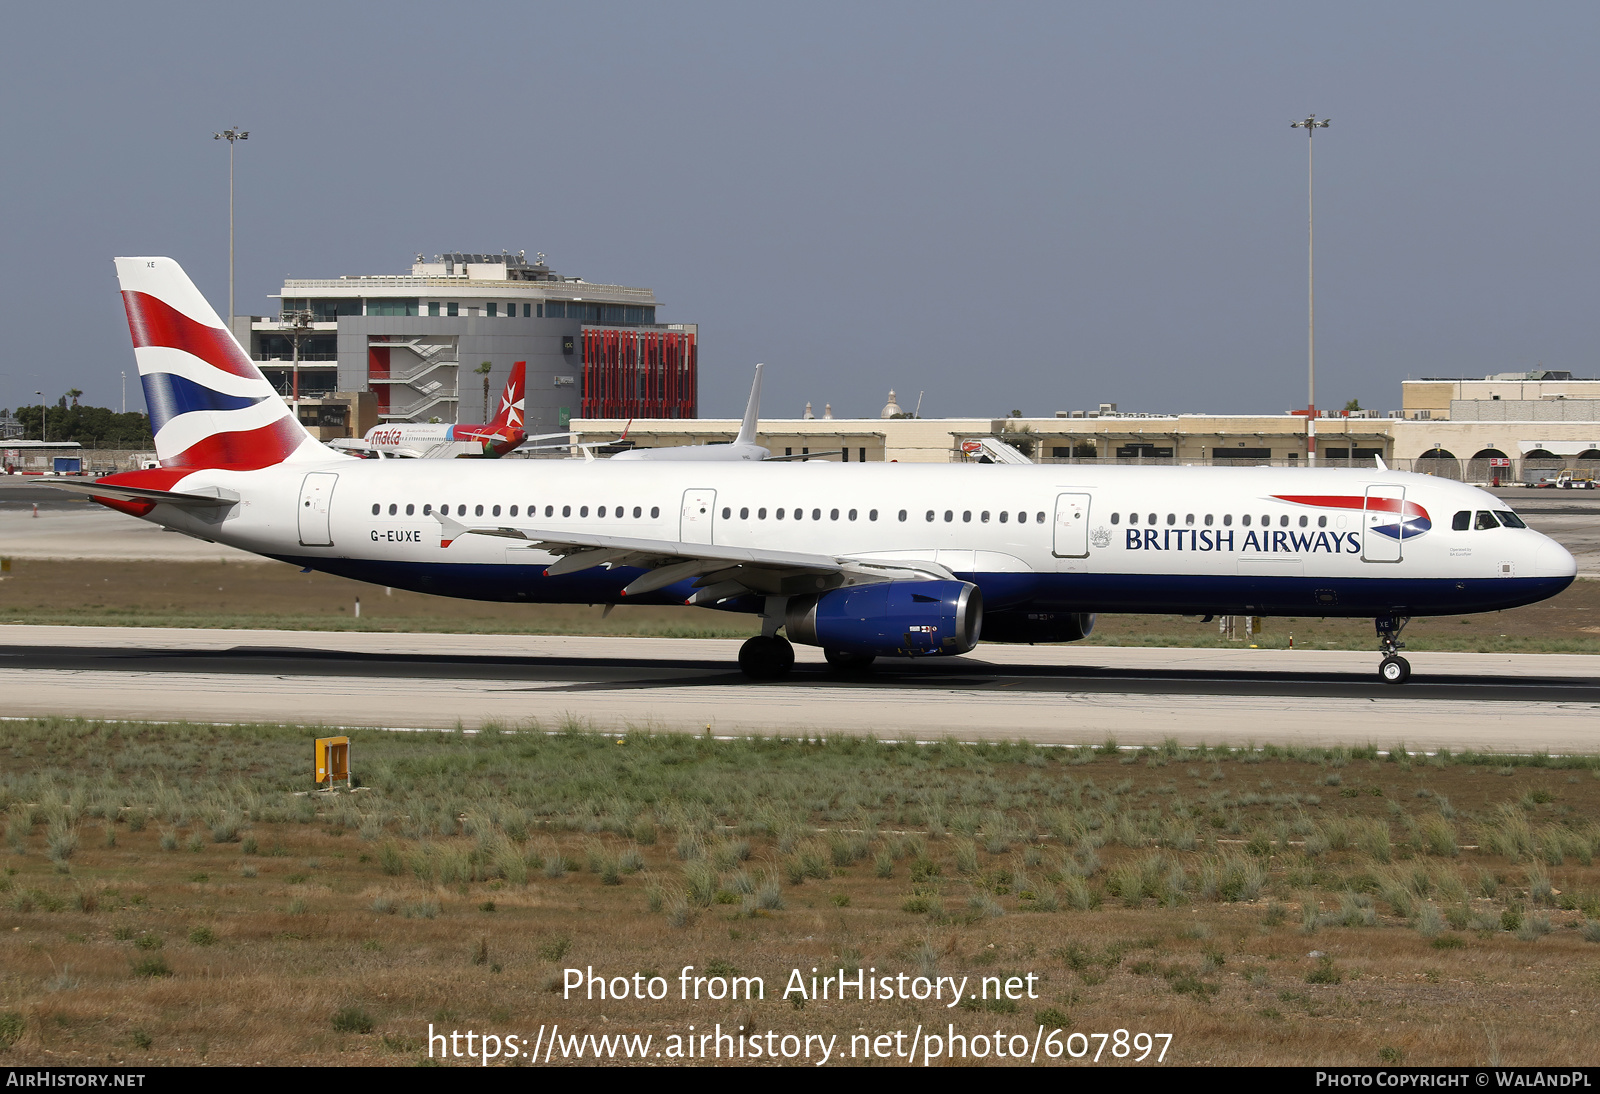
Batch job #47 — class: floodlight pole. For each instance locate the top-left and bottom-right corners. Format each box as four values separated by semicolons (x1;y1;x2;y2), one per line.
213;126;249;329
281;309;314;408
36;391;44;444
1291;114;1329;466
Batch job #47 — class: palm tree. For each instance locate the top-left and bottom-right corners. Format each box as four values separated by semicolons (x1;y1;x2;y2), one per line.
474;362;493;421
67;388;83;408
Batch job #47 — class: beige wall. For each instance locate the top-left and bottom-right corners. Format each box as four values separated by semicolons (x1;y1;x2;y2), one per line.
574;413;1600;466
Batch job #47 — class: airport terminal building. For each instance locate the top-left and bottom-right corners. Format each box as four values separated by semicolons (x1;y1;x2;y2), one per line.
233;252;696;437
572;371;1600;483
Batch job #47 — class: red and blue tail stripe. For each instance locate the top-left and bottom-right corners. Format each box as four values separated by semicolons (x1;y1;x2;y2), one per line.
115;258;317;471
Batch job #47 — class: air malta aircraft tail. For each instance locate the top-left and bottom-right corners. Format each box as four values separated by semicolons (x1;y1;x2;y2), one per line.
444;360;526;456
116;257;322;473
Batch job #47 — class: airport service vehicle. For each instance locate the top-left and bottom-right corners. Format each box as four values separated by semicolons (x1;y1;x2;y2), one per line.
1555;470;1595;490
50;258;1578;685
357;361;527;458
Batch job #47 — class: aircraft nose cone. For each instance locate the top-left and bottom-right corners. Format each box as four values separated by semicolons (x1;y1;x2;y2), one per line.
1537;538;1577;579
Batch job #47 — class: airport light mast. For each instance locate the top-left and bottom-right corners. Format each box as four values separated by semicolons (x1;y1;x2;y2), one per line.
213;126;249;329
1291;113;1329;466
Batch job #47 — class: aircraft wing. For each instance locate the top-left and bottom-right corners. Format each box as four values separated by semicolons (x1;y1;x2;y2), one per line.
436;511;954;602
34;478;239;508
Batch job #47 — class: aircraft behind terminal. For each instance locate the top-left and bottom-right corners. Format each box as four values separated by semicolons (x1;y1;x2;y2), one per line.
50;257;1579;684
353;361;527;458
609;364;770;462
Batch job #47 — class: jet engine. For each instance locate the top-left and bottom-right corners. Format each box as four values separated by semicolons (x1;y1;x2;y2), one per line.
784;580;982;657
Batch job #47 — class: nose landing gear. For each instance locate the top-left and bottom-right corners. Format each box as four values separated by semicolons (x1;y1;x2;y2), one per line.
1375;615;1411;684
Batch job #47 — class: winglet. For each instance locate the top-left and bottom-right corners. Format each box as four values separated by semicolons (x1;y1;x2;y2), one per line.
1375;454;1389;471
736;363;763;447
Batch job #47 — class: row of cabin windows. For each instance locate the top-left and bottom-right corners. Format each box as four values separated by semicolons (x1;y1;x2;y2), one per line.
1111;512;1331;528
371;502;1047;525
717;507;1048;524
1451;510;1527;530
373;503;663;519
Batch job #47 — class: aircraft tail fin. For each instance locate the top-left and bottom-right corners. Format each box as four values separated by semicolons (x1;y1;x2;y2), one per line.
115;257;320;471
735;363;763;447
487;361;526;430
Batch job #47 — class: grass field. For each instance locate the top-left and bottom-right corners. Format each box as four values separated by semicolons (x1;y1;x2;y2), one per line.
1;720;1598;1066
3;558;1600;653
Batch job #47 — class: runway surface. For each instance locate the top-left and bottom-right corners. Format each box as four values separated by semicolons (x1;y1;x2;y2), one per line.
4;625;1599;752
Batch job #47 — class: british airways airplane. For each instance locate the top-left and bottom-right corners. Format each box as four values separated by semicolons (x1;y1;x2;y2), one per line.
51;258;1578;684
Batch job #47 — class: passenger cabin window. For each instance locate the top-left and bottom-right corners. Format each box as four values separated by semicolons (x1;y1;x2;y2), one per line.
757;508;767;519
721;507;730;519
897;510;907;521
562;505;571;517
492;505;501;517
1129;512;1139;525
1475;511;1500;530
1185;514;1194;525
740;507;749;519
1166;514;1175;526
1204;514;1213;526
635;506;643;518
926;510;935;522
546;505;555;517
1223;514;1232;526
1297;515;1307;527
1111;513;1120;525
1036;512;1045;523
999;511;1009;523
650;507;660;518
1317;516;1326;528
1242;515;1252;526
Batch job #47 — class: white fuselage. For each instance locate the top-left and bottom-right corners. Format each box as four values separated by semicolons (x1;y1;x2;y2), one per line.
136;458;1575;621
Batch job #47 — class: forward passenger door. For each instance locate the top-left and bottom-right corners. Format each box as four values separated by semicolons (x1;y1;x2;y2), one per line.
1362;484;1405;563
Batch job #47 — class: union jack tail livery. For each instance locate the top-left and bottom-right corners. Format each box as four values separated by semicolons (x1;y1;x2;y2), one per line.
116;257;320;470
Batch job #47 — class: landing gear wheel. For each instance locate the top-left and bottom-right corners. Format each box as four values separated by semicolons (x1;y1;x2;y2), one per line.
823;648;877;673
738;635;795;680
1379;655;1410;685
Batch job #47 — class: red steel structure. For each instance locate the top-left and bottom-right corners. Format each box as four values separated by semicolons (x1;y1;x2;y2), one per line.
581;328;697;419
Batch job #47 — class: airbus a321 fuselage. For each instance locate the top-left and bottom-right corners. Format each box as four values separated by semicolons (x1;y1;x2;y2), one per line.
56;258;1578;684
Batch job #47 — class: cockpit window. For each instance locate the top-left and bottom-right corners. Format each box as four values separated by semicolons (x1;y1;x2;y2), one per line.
1452;510;1471;531
1496;510;1527;529
1475;511;1501;530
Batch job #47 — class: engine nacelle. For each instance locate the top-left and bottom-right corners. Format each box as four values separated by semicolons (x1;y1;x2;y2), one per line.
979;609;1096;644
785;580;983;657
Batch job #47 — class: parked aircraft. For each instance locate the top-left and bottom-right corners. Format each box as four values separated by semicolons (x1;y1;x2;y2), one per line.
353;361;526;458
610;364;769;462
54;258;1578;684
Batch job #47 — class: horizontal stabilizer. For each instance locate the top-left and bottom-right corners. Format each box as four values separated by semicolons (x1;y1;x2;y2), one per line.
36;477;238;508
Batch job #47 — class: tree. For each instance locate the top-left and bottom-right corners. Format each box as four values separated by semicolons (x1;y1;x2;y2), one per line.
1344;398;1362;413
475;361;493;421
67;388;83;408
13;404;153;447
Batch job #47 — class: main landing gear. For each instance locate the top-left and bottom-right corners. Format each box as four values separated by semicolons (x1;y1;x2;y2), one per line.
1375;615;1412;685
738;634;795;680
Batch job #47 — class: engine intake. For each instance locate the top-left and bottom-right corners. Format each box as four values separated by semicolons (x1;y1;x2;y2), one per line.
785;580;982;657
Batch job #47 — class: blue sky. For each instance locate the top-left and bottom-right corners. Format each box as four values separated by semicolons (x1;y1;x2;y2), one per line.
2;1;1597;420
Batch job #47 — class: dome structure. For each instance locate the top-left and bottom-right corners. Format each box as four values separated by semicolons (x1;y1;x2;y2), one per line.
880;390;903;418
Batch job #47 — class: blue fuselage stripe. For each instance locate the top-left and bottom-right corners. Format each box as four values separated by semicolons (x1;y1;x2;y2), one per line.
269;557;1573;619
